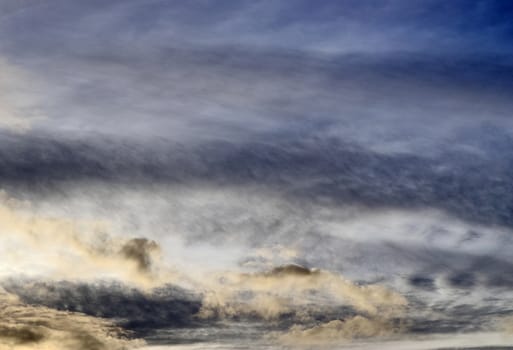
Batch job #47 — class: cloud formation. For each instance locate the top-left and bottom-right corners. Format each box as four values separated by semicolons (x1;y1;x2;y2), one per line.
3;281;201;336
0;288;142;350
1;1;513;347
277;316;402;346
0;191;168;288
197;264;406;321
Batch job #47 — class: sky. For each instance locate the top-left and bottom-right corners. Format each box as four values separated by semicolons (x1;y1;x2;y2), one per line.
1;1;513;349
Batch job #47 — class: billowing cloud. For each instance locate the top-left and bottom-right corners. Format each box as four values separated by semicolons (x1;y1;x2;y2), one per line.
277;316;403;345
120;238;161;274
197;264;407;320
2;281;201;336
0;191;169;288
0;288;143;350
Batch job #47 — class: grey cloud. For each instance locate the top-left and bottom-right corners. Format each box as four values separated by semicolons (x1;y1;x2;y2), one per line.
408;276;436;291
120;238;160;274
266;264;315;277
447;272;476;289
408;302;513;335
2;280;201;336
2;127;512;229
0;288;142;350
30;51;513;150
0;0;511;151
1;0;511;57
2;35;513;152
1;273;402;341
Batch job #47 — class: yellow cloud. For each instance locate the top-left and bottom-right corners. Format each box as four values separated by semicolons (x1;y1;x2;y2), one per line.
0;191;169;288
0;288;143;350
277;316;403;345
197;264;407;320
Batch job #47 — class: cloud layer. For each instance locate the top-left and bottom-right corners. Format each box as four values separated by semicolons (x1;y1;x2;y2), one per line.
1;0;513;348
0;288;142;350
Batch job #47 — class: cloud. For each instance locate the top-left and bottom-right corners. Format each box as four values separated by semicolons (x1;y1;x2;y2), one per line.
197;264;407;320
1;0;512;57
489;315;513;336
0;288;143;350
277;316;402;345
0;191;171;288
0;1;512;346
2;32;513;152
0;1;510;155
120;238;161;274
278;331;513;350
3;281;201;335
2;174;511;334
0;60;44;132
2;128;513;230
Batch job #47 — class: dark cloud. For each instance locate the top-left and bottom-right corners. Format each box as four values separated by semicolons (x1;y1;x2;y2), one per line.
120;238;160;274
408;276;436;291
2;280;201;336
0;325;45;345
267;264;316;277
1;126;513;229
0;288;141;350
447;272;476;289
2;32;513;147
